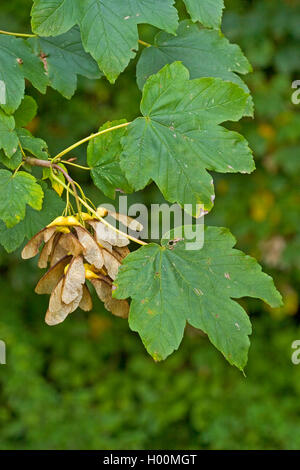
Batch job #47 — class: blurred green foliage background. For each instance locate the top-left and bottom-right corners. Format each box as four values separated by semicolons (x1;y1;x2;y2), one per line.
0;0;300;450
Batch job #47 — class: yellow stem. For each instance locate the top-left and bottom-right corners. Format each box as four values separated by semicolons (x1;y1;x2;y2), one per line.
64;183;71;216
53;122;131;162
138;39;151;47
51;167;82;219
60;160;91;170
13;142;26;176
18;142;26;158
12;161;24;176
73;181;90;207
0;29;37;38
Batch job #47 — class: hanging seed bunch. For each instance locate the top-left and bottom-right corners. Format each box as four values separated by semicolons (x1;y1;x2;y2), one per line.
21;208;142;326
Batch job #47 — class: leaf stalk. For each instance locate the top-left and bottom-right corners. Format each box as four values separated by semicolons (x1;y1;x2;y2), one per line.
0;29;37;38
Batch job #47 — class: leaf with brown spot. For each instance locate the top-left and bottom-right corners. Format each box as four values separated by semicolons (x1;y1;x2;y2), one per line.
114;226;282;369
73;226;104;269
35;255;72;294
62;255;85;305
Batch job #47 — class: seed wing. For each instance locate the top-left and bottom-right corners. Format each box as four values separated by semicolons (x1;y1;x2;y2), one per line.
61;255;85;304
38;232;57;268
46;277;82;326
79;284;93;312
74;226;104;269
35;255;72;294
21;226;57;259
89;220;129;247
91;278;129;319
102;249;121;280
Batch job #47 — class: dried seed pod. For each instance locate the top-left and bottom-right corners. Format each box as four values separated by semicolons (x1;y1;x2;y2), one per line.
102;249;121;280
61;256;85;305
73;226;104;269
58;232;84;257
35;255;72;294
79;284;93;312
113;246;130;259
46;277;82;326
107;297;129;319
91;278;129;318
88;220;129;247
50;233;69;266
95;235;113;252
100;240;113;252
21;226;57;259
38;232;57;268
90;277;111;302
23;213;132;326
107;210;143;232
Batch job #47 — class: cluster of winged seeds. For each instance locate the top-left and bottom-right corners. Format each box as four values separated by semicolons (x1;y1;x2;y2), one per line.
21;209;141;326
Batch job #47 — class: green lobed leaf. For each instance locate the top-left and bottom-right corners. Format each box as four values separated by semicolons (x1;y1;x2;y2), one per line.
42;162;67;196
136;21;253;115
0;128;48;170
0;148;22;171
87;120;132;199
22;187;65;239
0;219;25;253
0;170;44;228
0;187;65;253
17;128;48;160
30;27;102;99
14;96;38;128
31;0;78;36
114;226;282;369
0;110;18;157
78;0;178;82
32;0;179;82
121;62;254;216
183;0;224;29
0;35;47;114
